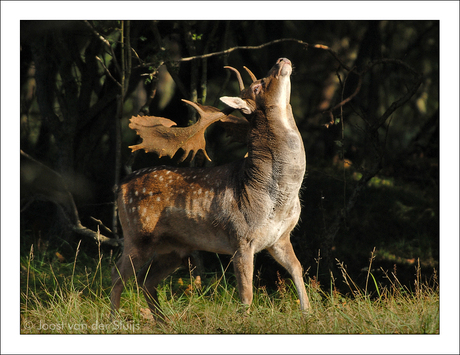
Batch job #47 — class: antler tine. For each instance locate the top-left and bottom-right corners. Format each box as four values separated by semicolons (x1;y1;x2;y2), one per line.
224;66;245;92
243;66;257;82
181;99;205;115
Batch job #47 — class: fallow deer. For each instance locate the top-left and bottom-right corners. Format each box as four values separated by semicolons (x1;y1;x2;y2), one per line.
111;57;311;320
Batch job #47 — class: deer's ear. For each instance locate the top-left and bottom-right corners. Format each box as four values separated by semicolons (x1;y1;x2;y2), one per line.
220;96;254;115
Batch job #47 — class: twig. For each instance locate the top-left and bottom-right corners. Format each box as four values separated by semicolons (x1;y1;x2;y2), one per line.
130;47;143;65
312;44;353;72
83;20;121;75
360;58;423;130
89;216;114;234
323;58;421;131
95;56;122;87
375;73;422;130
151;21;189;99
323;74;362;127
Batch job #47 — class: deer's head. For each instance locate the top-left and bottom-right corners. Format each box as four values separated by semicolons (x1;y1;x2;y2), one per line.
220;58;292;116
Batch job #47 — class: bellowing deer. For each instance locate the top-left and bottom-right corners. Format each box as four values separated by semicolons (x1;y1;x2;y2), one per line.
111;58;311;320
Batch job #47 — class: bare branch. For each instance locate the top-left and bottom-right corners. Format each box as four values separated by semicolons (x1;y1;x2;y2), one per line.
375;74;422;130
359;59;423;130
180;38;308;62
323;58;421;128
313;44;353;72
83;20;121;75
95;56;122;87
130;46;143;65
360;58;420;76
151;21;190;99
20;150;120;247
89;216;114;235
323;72;362;127
137;38;351;72
331;75;362;112
83;20;111;49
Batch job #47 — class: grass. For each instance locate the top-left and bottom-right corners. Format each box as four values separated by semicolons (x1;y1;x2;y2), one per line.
20;242;439;335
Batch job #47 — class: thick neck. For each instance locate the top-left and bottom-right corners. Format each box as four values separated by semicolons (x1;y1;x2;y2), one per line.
241;104;306;205
248;105;304;165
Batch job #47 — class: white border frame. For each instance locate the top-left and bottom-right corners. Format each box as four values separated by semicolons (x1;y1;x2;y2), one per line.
2;2;459;354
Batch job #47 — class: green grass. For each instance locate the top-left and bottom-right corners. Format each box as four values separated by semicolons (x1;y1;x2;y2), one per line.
20;243;439;335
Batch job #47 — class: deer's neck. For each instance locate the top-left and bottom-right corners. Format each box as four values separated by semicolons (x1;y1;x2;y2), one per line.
240;104;306;211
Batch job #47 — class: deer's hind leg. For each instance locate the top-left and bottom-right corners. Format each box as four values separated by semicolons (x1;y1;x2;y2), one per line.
138;252;184;320
111;247;154;317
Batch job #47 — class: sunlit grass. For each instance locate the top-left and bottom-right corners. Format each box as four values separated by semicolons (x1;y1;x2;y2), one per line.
20;243;439;335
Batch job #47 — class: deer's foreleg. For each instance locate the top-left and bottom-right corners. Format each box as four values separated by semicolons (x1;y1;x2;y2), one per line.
267;235;311;311
233;247;255;310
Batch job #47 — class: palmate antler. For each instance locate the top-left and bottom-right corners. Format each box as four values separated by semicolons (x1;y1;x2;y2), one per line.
128;65;253;162
128;99;249;163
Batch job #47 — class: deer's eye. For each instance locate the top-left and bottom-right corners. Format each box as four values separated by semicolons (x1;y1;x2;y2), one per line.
253;83;262;95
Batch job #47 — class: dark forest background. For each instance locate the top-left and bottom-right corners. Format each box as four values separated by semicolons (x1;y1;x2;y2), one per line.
19;20;439;291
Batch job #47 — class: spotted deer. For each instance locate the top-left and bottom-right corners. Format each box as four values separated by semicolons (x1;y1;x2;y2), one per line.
111;58;311;320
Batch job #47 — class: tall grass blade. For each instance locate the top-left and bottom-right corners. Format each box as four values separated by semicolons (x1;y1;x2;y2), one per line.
365;247;376;297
